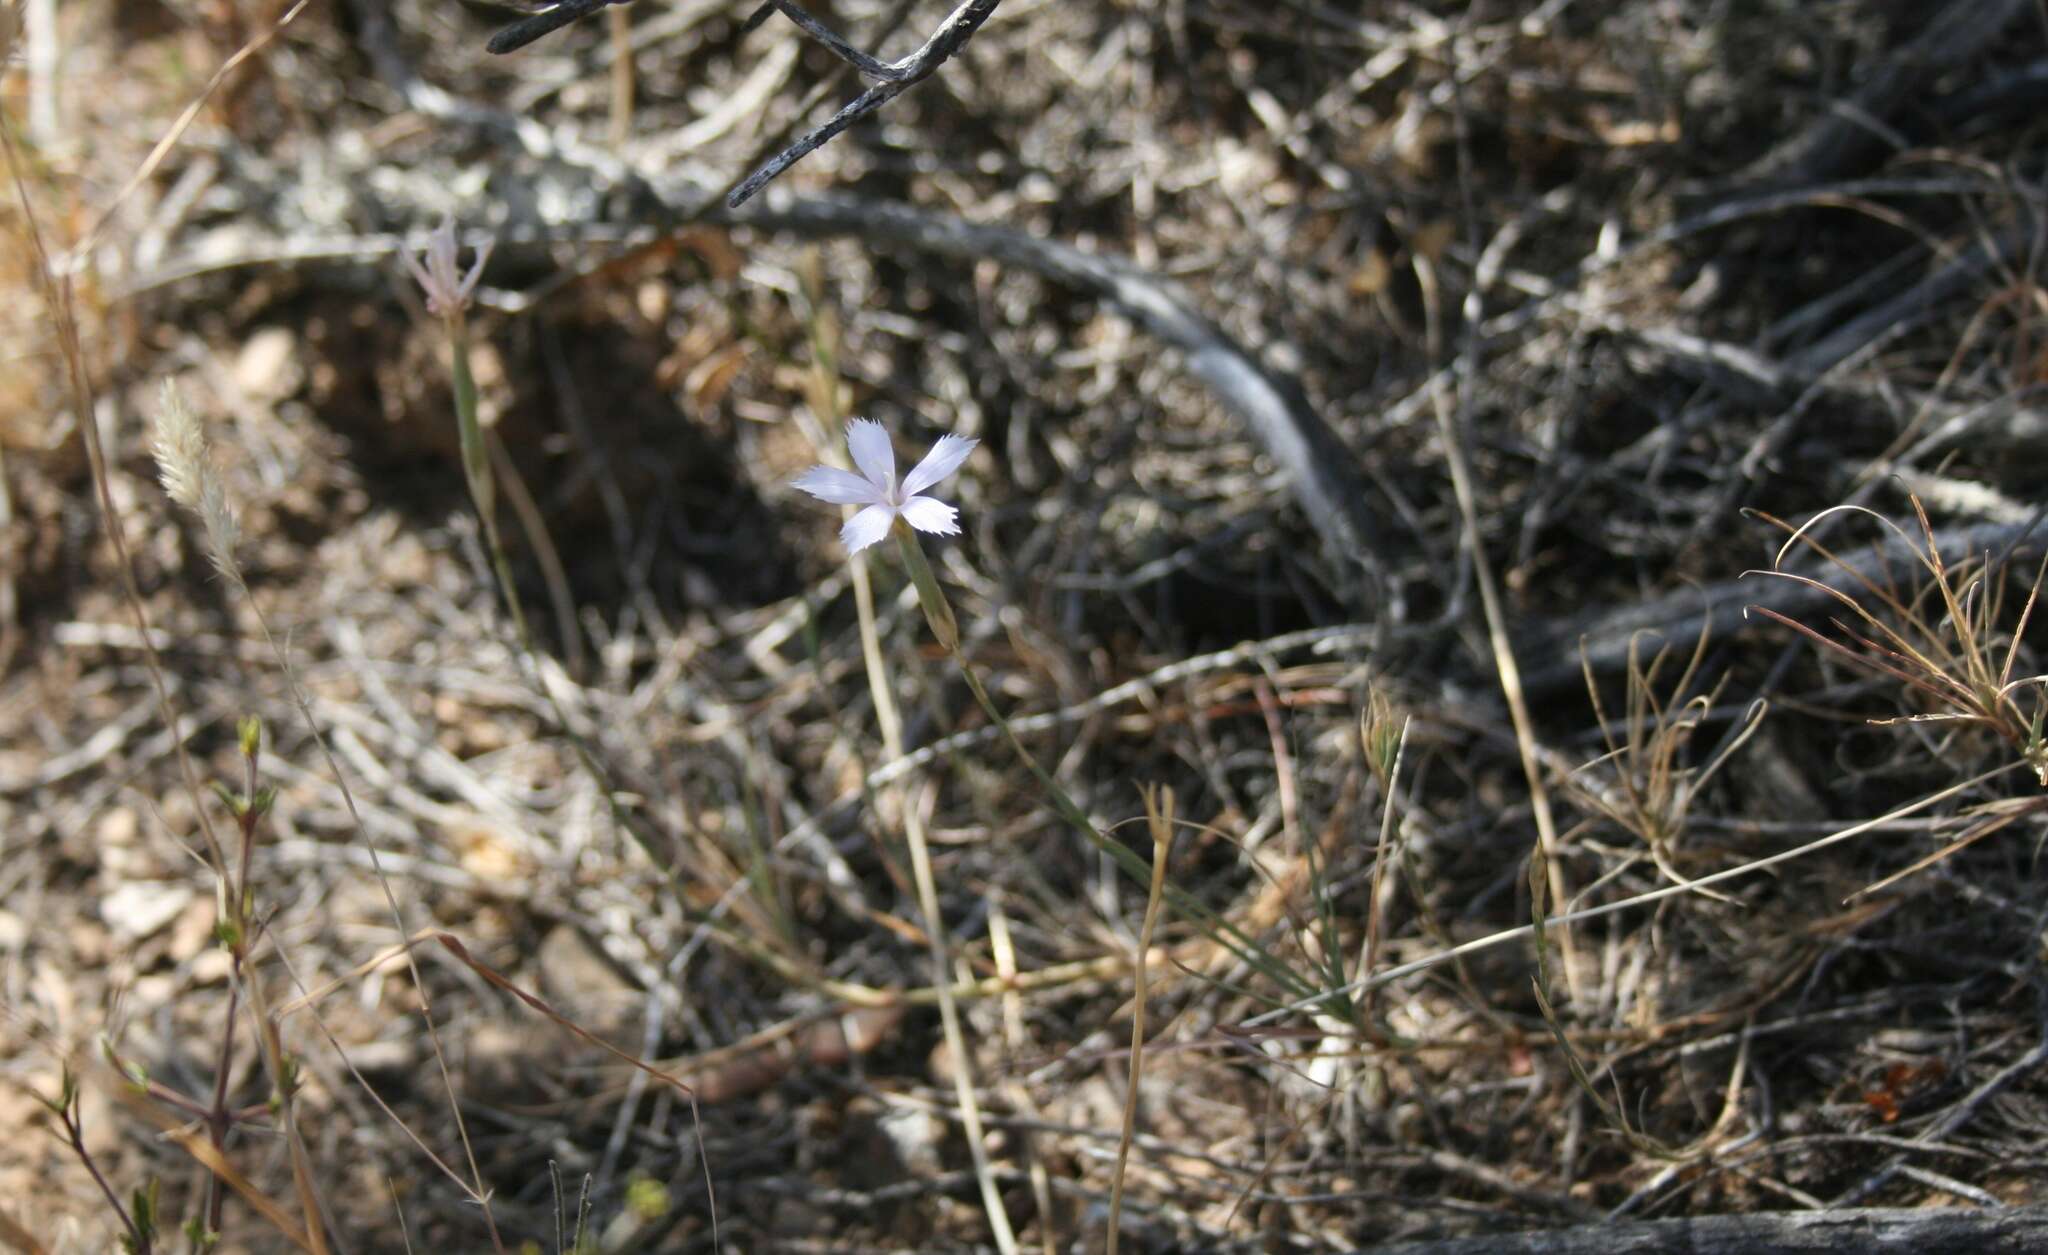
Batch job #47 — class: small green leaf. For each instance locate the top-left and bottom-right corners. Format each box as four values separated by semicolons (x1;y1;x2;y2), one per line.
131;1177;160;1233
209;780;246;818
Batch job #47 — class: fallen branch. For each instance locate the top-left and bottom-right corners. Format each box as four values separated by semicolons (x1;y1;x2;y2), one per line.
723;0;1004;206
484;0;633;55
1361;1204;2048;1254
481;0;1007;207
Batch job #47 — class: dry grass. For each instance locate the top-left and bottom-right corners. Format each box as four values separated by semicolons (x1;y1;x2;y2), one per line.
6;1;2048;1251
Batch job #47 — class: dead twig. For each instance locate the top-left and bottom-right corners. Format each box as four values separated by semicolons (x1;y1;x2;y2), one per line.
483;0;634;55
724;0;1005;206
1362;1203;2048;1254
484;0;1005;207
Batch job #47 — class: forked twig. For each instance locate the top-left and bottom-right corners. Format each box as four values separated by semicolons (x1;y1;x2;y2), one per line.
483;0;1003;206
724;0;1001;206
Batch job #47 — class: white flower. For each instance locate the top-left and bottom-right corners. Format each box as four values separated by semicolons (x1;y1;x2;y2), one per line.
792;419;978;554
404;213;492;317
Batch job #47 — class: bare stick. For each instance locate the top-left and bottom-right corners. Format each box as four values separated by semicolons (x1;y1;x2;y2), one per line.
1107;787;1174;1255
1363;1203;2048;1254
485;0;629;55
725;0;1004;206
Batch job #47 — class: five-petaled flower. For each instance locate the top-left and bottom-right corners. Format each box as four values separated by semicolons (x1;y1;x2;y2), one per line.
405;214;493;318
793;419;978;554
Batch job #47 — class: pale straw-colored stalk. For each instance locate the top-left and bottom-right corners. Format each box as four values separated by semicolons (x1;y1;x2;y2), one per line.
1107;786;1174;1255
789;289;1017;1249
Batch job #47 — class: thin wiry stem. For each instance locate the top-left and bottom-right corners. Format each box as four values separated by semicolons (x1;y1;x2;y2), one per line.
1107;787;1173;1255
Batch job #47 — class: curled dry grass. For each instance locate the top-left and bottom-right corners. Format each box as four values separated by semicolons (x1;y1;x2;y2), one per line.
1749;495;2048;898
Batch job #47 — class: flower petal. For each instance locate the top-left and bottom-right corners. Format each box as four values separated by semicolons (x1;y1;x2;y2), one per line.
901;434;978;497
840;503;898;553
898;495;960;536
401;248;437;297
845;419;896;493
458;239;495;302
792;464;883;506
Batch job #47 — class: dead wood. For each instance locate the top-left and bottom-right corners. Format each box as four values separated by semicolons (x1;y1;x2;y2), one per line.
1719;0;2032;194
1519;516;2045;695
1362;1204;2048;1255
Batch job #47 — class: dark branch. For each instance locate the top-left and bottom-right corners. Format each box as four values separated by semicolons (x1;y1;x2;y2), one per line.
1362;1204;2048;1255
761;1;908;80
727;0;1003;207
724;81;906;207
484;0;630;55
482;0;1002;205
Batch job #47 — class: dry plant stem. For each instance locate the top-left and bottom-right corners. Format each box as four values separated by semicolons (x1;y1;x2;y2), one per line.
281;927;1177;1022
215;755;333;1252
1107;787;1174;1255
1;112;333;1252
113;1085;317;1251
1415;252;1579;1001
1851;796;2048;899
989;904;1060;1255
809;460;1013;1241
1750;498;2048;787
893;778;1019;1255
607;4;634;153
204;984;241;1233
74;0;311;259
1358;713;1411;1031
233;564;502;1242
201;735;337;1244
168;315;510;1248
430;934;704;1103
203;738;267;1235
129;471;365;1244
486;432;586;678
0;440;15;664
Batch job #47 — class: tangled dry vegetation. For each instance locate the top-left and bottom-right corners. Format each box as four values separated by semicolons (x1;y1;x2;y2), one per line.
7;0;2048;1250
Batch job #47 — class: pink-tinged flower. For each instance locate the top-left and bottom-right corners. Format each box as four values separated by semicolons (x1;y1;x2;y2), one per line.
404;214;493;317
792;419;978;554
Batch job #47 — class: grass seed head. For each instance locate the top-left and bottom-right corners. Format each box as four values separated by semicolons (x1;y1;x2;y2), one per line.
149;381;243;590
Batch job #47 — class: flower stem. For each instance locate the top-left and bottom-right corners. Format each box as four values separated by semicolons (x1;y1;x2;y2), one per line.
877;531;1018;1253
